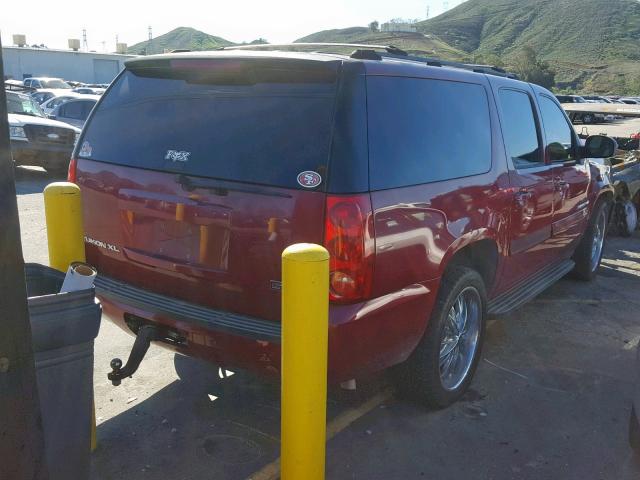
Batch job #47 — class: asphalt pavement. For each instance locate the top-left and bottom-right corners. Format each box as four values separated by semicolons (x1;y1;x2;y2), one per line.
15;163;640;480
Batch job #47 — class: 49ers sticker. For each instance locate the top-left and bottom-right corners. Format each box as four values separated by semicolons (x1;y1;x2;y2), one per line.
297;171;322;188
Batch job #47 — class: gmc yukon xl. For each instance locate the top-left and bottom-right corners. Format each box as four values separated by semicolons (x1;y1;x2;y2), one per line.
73;46;616;407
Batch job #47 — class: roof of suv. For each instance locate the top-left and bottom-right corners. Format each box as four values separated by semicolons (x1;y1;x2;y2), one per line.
124;47;519;85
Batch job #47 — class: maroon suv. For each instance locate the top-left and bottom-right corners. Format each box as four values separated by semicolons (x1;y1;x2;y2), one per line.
73;47;616;406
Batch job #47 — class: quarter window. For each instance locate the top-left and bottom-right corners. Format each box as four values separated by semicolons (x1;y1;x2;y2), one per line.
498;89;542;169
367;77;492;190
539;95;575;162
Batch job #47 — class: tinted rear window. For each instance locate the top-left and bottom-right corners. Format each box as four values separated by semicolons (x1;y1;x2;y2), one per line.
80;59;338;189
367;77;492;190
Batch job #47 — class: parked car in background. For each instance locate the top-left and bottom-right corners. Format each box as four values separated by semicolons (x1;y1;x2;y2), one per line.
75;48;616;408
6;89;80;175
557;94;600;123
72;87;106;95
31;88;77;105
40;92;82;115
23;77;72;90
620;98;640;105
582;95;612;103
556;94;587;103
49;96;99;128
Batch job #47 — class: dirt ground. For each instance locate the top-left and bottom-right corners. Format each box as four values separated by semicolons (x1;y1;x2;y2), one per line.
15;151;640;479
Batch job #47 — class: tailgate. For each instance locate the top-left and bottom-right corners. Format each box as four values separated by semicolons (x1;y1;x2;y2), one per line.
79;161;325;321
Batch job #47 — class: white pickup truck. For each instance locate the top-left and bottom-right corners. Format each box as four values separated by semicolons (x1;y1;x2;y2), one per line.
7;89;80;175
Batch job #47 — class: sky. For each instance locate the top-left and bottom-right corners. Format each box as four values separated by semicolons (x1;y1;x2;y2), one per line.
1;0;464;52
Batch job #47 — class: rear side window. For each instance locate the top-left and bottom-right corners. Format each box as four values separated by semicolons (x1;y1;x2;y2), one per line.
498;89;542;169
538;95;575;162
367;77;492;190
81;60;338;189
60;101;85;119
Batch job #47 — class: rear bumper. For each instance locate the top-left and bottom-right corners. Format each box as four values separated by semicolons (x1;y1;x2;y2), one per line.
11;140;73;169
95;275;436;382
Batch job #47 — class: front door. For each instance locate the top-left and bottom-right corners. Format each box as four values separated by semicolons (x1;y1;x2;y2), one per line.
536;93;591;250
494;86;560;289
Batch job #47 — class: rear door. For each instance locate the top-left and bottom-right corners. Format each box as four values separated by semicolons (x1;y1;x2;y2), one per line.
492;82;560;287
77;57;341;322
535;93;591;247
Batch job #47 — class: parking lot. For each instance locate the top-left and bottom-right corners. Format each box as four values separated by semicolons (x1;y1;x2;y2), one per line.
14;162;640;480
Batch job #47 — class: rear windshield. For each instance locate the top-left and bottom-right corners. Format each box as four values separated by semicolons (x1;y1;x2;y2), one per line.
80;59;338;189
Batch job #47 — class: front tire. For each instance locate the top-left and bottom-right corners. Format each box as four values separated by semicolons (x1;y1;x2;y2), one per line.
572;199;610;281
394;267;487;408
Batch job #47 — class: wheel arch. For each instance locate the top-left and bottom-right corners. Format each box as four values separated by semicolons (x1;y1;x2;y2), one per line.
439;232;501;294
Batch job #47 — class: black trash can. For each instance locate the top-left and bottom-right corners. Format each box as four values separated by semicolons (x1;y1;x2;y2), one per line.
25;263;101;480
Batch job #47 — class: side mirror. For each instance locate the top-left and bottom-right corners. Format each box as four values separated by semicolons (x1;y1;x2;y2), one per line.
584;135;617;159
47;114;56;120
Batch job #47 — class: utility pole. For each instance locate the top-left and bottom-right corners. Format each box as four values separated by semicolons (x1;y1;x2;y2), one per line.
0;36;49;480
147;26;153;55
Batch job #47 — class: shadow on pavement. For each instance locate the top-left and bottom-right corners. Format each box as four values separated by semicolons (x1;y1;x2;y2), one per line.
14;166;65;195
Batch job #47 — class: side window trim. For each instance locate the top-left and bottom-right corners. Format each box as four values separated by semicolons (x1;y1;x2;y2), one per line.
497;86;545;171
538;93;578;163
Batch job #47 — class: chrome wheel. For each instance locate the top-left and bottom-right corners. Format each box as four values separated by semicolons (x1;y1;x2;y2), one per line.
439;287;481;391
590;208;606;271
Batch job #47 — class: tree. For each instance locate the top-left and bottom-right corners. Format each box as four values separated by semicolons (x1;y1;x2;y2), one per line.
509;46;556;89
369;21;379;33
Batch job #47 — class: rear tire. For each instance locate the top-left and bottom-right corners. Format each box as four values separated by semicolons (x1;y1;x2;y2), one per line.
572;199;610;281
394;266;487;408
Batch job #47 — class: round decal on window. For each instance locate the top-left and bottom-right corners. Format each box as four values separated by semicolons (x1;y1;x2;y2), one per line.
297;171;322;188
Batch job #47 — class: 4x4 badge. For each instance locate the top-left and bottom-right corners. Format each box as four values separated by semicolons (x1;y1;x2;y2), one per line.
297;171;322;188
165;150;191;162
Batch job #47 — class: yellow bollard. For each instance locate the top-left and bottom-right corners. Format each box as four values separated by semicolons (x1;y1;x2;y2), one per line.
281;243;329;480
43;182;97;451
43;182;85;271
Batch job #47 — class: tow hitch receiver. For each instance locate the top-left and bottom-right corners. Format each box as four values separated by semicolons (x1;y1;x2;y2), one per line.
108;325;160;386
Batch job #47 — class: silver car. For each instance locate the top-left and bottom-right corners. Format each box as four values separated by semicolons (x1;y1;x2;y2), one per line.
48;96;99;128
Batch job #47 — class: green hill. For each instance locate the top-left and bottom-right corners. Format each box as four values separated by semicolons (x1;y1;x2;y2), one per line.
417;0;640;92
295;28;469;60
128;27;234;55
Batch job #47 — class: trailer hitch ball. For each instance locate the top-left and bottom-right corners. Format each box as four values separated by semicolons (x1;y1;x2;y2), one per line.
108;325;159;386
109;359;124;386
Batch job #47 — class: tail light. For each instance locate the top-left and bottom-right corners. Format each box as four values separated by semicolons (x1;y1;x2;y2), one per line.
67;157;77;183
324;194;375;303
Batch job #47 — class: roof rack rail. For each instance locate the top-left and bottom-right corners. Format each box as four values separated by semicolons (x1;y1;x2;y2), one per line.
351;50;518;79
218;43;517;79
220;42;409;56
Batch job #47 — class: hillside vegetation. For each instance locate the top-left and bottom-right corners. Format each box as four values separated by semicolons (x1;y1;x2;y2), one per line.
295;28;468;60
418;0;640;91
128;27;234;55
129;0;640;93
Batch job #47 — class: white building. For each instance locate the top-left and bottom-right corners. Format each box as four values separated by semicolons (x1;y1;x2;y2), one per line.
380;21;418;33
2;46;135;84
